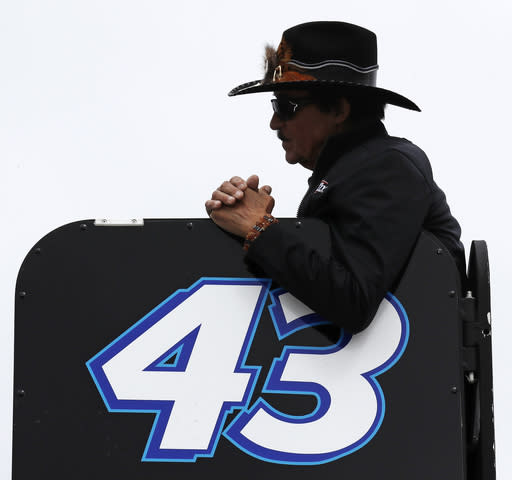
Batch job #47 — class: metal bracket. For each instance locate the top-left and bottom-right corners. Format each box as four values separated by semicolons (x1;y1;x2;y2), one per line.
94;219;144;227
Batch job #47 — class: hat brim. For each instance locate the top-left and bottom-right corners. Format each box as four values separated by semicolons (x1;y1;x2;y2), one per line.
228;79;420;112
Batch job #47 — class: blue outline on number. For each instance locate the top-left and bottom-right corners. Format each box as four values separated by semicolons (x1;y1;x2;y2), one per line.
86;277;271;462
224;292;409;465
143;325;200;372
268;287;331;339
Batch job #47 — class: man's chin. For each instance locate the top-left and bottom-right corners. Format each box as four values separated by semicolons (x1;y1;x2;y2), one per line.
284;152;300;165
285;154;313;169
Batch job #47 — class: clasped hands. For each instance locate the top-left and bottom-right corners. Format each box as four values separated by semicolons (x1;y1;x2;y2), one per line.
205;175;275;238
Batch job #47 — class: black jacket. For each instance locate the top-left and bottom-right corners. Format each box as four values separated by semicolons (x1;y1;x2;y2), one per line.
246;121;465;333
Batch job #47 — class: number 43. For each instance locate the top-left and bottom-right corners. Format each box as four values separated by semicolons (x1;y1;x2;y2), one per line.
87;278;408;465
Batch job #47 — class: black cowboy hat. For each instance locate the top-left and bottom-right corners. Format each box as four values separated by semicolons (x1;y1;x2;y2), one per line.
228;21;420;111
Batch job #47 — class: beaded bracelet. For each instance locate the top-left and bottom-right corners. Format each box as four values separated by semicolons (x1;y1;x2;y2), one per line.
243;214;279;251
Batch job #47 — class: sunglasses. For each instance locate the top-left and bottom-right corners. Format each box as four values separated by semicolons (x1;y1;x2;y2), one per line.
271;97;315;121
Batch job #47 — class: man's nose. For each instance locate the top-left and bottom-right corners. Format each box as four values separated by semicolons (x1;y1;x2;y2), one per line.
269;112;283;130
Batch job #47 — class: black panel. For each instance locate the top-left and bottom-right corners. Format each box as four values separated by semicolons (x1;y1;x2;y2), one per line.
13;219;469;479
466;241;496;480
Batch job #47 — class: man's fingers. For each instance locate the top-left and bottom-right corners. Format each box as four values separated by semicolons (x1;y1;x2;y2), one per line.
206;175;269;218
218;180;244;200
229;176;248;191
212;188;237;205
247;175;272;195
246;174;260;191
205;199;222;215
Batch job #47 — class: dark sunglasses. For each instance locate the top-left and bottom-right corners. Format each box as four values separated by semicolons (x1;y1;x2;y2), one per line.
271;97;315;121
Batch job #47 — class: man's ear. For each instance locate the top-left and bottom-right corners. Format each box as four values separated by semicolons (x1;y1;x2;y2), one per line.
334;97;351;124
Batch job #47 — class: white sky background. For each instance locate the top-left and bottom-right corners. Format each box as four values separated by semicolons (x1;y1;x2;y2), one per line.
1;0;511;477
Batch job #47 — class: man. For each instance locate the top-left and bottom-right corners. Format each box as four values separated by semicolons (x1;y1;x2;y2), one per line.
205;21;465;333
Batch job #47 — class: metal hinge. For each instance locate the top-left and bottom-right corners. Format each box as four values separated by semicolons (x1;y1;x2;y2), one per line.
94;218;144;227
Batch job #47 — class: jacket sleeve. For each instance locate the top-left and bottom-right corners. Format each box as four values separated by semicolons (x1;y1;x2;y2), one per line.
245;149;432;333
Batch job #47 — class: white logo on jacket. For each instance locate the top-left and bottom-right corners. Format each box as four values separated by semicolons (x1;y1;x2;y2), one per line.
315;179;329;193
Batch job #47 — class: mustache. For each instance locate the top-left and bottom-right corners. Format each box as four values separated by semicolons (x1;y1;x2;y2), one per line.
277;131;287;141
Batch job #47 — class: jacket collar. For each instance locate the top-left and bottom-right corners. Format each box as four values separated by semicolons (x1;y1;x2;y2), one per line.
310;120;388;183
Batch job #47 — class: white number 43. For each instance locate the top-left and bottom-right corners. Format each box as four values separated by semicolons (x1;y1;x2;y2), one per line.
86;277;408;465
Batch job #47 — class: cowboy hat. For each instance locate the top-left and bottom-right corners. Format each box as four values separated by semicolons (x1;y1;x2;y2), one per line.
228;21;420;111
